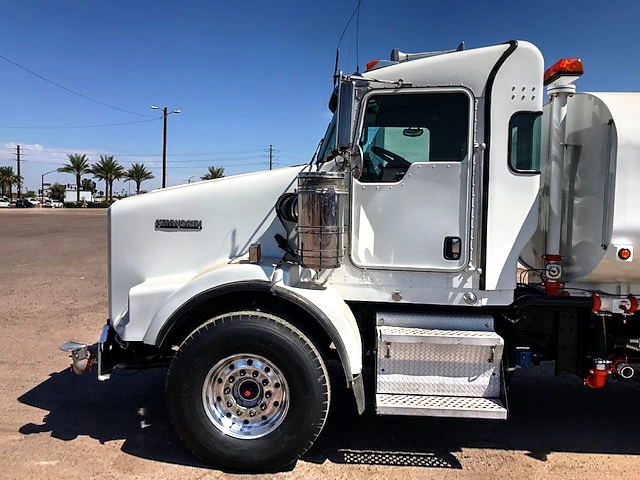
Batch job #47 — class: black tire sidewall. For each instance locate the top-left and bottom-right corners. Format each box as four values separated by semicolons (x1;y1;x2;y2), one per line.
166;312;329;471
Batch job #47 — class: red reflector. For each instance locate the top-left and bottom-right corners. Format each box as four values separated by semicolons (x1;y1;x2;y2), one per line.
618;248;632;260
243;390;251;398
544;58;584;86
366;59;380;71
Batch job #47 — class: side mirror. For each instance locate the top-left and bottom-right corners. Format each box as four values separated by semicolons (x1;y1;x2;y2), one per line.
336;78;355;151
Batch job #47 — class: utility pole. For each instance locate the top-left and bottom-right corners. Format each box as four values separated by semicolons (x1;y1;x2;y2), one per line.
15;145;22;198
151;105;180;188
269;144;273;170
162;107;168;188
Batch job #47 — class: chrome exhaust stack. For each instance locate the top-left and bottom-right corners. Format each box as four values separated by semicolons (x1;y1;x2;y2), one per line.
296;171;347;269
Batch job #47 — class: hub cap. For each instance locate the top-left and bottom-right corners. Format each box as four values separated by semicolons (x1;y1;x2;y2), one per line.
202;354;289;439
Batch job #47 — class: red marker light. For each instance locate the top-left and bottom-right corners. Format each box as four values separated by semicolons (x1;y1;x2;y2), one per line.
544;58;584;86
618;248;632;261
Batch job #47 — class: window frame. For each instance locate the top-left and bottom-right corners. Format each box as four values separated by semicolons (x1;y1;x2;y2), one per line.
354;87;475;183
316;115;337;165
507;110;543;174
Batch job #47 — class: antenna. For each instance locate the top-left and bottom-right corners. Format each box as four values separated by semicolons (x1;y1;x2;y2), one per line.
335;0;365;75
356;0;361;73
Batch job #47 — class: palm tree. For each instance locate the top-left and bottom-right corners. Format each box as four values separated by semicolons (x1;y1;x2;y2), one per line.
81;178;97;195
91;155;125;203
0;166;21;199
124;163;154;194
58;154;90;203
201;166;225;180
48;183;66;202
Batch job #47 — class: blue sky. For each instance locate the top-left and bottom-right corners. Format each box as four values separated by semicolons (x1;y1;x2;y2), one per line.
1;0;638;194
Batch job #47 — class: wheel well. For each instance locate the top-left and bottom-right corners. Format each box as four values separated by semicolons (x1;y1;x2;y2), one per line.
162;289;335;362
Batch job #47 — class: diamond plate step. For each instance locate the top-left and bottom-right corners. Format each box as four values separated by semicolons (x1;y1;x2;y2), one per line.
378;325;502;346
376;393;507;420
376;325;504;397
377;311;494;331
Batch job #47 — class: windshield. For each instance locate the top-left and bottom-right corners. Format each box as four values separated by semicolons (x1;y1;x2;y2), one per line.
316;114;337;164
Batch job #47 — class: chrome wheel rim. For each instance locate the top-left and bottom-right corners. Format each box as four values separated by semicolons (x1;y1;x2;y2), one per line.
202;354;289;439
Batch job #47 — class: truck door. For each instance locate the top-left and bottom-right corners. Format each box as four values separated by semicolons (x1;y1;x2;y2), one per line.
350;88;473;271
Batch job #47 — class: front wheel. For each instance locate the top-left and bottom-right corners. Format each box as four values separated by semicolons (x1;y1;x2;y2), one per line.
165;311;331;472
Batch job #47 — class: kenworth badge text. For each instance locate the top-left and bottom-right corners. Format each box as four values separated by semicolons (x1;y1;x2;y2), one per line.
61;40;640;472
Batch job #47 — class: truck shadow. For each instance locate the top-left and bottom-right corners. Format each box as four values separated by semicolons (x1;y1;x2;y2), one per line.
17;367;202;467
309;362;640;467
17;363;640;471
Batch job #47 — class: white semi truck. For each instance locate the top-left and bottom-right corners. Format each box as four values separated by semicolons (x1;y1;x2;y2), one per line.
62;40;640;471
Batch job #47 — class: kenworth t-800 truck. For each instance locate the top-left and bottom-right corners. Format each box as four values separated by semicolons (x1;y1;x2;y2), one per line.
62;40;640;472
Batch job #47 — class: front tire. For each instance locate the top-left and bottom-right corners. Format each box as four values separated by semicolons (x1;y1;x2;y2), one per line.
165;311;331;472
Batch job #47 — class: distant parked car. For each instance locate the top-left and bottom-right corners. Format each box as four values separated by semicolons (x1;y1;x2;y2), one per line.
43;199;63;208
15;199;34;208
0;198;10;208
26;198;40;206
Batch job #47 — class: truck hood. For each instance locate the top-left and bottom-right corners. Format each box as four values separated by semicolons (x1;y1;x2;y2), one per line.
108;166;303;325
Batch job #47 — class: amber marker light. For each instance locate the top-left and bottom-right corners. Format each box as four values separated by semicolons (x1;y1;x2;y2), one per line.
365;59;380;71
543;58;584;86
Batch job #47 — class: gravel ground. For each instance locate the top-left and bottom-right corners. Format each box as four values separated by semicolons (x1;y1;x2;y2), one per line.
1;208;639;480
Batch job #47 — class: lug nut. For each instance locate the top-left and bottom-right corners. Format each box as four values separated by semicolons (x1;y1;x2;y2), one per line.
252;371;259;378
236;409;243;416
249;410;256;417
223;387;230;394
226;401;233;407
239;370;246;377
260;403;267;410
265;391;272;399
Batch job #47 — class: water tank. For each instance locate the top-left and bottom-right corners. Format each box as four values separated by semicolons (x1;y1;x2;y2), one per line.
521;92;640;286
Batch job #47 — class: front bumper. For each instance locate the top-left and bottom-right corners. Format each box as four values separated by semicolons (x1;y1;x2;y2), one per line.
97;323;119;381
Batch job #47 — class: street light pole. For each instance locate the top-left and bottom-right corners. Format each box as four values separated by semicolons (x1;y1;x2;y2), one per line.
162;106;168;188
151;105;181;188
41;169;58;203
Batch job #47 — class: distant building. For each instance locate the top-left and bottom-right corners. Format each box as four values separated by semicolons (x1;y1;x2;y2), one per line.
64;190;93;203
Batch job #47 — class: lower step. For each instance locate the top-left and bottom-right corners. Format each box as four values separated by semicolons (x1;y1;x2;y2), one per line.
376;393;507;420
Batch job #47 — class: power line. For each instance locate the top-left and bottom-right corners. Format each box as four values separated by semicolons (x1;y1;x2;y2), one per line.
17;146;268;158
0;53;156;118
0;117;161;130
167;162;266;170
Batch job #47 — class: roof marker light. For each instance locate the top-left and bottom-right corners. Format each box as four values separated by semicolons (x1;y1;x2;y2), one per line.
544;58;584;86
365;59;381;71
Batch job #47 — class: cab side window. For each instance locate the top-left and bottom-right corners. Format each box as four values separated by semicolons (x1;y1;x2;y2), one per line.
508;112;542;173
359;92;469;182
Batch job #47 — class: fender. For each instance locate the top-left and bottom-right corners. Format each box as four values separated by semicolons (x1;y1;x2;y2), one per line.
138;261;365;413
140;261;272;344
269;264;363;380
269;264;365;413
